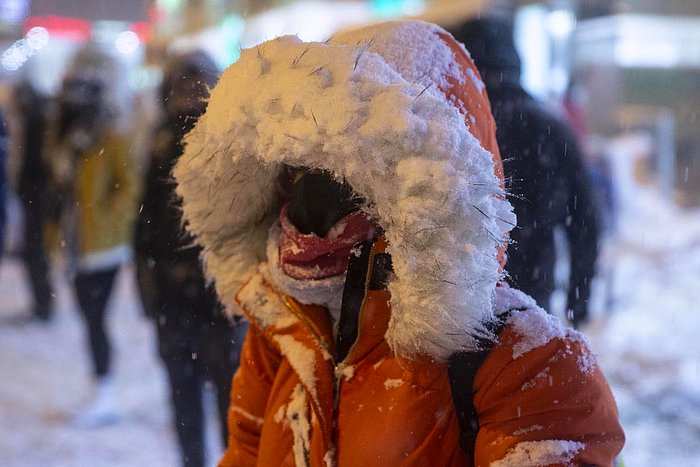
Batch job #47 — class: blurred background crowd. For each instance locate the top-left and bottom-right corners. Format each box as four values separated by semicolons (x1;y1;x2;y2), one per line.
0;0;699;466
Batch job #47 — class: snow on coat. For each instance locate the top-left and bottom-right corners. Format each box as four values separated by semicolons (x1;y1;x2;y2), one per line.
174;20;514;360
174;20;624;467
223;274;624;466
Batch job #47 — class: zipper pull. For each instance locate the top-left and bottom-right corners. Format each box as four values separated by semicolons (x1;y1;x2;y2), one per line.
333;364;342;409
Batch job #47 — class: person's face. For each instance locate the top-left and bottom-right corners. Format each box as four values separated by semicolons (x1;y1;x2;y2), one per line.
59;78;104;136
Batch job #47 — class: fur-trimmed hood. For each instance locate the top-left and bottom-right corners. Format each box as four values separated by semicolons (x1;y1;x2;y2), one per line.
174;20;516;360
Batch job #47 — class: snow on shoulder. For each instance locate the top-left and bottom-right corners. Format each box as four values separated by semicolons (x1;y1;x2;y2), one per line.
493;286;568;358
174;20;515;362
491;439;585;467
495;286;597;372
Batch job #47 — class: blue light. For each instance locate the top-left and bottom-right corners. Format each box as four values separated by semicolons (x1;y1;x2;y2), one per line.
0;0;29;24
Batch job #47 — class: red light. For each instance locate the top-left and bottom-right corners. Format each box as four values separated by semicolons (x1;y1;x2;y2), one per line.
130;21;153;43
23;15;92;41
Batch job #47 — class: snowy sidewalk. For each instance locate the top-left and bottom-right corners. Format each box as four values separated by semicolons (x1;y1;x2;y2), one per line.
0;260;222;467
585;219;700;466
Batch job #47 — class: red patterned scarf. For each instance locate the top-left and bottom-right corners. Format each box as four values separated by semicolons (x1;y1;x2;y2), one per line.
278;203;376;280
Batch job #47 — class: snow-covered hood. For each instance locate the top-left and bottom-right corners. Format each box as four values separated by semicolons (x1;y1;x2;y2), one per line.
174;20;516;360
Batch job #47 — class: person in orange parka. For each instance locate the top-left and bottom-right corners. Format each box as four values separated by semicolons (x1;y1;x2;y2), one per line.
173;20;625;466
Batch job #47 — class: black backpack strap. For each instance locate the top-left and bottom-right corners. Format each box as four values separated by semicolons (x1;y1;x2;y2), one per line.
448;310;515;461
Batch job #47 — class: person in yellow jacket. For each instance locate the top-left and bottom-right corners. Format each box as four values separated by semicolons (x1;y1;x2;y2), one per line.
47;44;139;428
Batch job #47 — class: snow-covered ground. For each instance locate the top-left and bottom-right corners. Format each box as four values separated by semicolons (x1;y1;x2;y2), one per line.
0;261;224;467
1;133;699;466
581;135;700;467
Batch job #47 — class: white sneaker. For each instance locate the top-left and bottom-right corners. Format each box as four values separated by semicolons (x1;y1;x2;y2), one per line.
69;376;120;428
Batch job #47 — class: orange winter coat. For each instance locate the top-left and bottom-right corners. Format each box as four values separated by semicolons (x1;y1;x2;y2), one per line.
221;239;624;467
169;19;624;467
214;25;623;467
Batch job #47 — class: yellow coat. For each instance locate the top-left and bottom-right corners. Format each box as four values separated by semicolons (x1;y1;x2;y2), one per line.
73;130;139;257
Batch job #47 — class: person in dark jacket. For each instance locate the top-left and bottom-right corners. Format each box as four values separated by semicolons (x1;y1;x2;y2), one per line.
134;51;246;467
15;81;54;321
451;17;601;327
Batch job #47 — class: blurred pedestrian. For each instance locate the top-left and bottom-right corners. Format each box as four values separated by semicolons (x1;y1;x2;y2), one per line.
134;51;246;467
451;17;602;327
564;81;619;235
15;81;54;322
46;44;139;427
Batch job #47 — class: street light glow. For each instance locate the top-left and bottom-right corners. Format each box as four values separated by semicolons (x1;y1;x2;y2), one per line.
115;30;140;54
1;27;50;71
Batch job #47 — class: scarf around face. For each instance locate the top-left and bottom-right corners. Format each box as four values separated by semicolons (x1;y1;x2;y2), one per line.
278;202;376;280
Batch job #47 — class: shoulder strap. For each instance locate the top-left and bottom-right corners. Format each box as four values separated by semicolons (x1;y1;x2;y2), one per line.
448;310;514;461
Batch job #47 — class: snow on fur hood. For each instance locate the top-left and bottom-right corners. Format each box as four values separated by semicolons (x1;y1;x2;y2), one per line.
174;20;516;360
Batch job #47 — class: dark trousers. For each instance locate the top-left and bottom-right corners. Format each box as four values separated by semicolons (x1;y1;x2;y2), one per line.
156;296;247;467
74;267;119;377
22;205;53;319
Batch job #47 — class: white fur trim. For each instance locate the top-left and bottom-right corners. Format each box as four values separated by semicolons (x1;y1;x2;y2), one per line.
174;20;515;360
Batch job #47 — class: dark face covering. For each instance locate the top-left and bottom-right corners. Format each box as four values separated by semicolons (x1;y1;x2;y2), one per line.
287;171;363;238
58;78;104;140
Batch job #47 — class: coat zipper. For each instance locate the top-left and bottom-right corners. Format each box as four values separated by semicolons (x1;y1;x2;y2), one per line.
282;241;378;465
331;241;377;465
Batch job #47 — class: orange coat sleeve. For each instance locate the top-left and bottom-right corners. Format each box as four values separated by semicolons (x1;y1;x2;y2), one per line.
472;324;625;466
219;324;281;467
